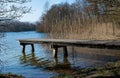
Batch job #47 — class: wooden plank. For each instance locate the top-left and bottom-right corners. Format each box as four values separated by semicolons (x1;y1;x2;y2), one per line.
19;38;120;49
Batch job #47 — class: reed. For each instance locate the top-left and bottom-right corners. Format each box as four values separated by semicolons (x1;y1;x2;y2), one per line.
37;0;120;40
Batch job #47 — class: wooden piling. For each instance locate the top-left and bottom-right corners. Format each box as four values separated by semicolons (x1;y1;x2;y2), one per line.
22;44;26;53
31;44;35;52
63;46;68;57
53;46;58;58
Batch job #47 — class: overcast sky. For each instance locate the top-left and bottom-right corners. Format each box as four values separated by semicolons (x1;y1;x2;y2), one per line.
20;0;75;23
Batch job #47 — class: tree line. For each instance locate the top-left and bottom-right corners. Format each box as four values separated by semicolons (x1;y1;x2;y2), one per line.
37;0;120;40
0;20;35;32
0;0;34;32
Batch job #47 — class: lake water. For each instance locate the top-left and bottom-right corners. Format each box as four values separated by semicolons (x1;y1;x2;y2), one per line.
0;31;120;78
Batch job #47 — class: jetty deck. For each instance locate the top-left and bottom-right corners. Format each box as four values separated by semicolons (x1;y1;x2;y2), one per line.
19;38;120;58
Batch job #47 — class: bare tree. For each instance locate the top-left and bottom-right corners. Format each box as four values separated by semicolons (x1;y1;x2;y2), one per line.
0;0;31;66
0;0;31;20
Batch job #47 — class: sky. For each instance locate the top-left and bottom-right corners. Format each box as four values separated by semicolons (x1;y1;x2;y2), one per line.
20;0;75;23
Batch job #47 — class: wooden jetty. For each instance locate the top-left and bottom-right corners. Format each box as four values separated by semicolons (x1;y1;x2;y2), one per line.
19;38;120;58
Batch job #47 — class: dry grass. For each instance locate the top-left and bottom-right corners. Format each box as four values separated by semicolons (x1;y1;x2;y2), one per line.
38;2;120;40
47;21;120;40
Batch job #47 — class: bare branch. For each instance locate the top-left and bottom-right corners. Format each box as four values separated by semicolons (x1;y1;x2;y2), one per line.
0;0;31;20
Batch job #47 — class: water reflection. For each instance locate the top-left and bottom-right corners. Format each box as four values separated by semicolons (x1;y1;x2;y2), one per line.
19;46;120;74
20;51;76;73
20;52;51;67
53;57;71;69
0;33;7;70
53;57;70;65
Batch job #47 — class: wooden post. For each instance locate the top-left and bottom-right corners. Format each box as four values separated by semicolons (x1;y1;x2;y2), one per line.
63;57;69;64
53;46;58;58
22;44;26;53
63;46;68;57
53;58;58;65
31;44;35;52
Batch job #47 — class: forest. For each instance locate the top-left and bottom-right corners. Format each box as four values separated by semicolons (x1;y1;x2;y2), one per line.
37;0;120;40
0;20;35;32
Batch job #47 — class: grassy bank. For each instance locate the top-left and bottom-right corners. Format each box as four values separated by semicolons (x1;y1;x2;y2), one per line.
52;61;120;78
0;73;23;78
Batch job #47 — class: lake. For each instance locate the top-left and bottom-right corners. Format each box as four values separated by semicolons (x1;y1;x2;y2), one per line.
0;31;120;78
